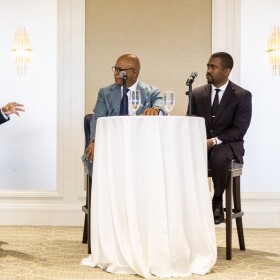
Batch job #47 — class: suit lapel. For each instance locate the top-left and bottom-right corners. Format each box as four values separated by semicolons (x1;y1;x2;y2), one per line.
212;81;234;124
109;84;122;114
203;85;212;127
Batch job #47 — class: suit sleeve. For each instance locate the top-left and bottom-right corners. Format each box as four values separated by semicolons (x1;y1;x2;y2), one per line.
90;89;108;139
0;109;9;125
141;85;163;110
150;88;163;109
218;90;252;142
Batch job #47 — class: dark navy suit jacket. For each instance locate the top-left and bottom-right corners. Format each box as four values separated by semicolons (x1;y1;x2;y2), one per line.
0;111;9;125
190;81;252;163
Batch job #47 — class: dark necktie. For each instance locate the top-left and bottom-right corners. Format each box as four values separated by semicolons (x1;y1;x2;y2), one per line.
211;89;220;118
120;88;129;115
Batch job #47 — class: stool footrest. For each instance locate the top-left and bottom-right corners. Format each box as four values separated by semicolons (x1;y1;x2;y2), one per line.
222;209;244;219
222;212;244;220
222;212;243;222
82;205;88;214
231;211;244;219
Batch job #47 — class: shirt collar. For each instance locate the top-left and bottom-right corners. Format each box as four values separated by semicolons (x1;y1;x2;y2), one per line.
127;80;138;92
121;80;138;94
211;80;229;92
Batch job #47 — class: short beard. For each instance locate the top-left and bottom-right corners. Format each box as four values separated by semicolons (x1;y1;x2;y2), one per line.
207;77;213;84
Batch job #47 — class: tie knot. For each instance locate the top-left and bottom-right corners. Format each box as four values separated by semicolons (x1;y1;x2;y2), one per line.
123;88;129;96
215;88;220;94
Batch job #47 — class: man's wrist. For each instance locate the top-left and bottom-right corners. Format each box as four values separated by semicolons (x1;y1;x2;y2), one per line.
211;137;217;146
1;108;9;120
152;107;160;114
89;138;95;144
2;106;8;114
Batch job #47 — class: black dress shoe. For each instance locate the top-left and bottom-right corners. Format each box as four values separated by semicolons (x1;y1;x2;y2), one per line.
212;201;224;225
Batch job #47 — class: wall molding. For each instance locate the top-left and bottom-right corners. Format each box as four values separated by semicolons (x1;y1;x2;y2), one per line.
212;0;241;84
0;204;84;226
57;0;85;201
0;190;62;198
0;192;279;227
242;192;280;228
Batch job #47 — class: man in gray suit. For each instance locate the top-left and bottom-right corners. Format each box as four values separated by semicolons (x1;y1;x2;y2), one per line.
86;54;164;162
0;102;25;125
188;52;252;224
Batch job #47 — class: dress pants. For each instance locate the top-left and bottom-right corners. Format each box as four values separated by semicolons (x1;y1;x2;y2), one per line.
208;143;235;198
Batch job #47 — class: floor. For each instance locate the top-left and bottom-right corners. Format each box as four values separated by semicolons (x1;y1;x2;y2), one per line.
0;226;279;280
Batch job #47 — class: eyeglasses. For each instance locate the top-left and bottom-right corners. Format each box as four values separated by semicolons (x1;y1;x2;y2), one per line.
111;66;135;74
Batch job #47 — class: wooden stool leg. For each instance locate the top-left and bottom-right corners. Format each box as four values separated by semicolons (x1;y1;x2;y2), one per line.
82;179;89;244
233;176;245;251
87;175;92;254
226;175;233;260
82;214;88;244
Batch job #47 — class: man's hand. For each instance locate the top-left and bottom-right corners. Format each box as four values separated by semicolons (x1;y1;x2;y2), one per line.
207;139;214;151
142;108;159;115
2;102;25;116
85;142;95;162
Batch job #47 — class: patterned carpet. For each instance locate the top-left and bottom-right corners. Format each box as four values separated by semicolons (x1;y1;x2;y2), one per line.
0;226;279;280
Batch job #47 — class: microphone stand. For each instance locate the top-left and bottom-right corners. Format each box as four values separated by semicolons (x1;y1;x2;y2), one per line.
121;75;128;115
185;72;197;116
186;84;193;116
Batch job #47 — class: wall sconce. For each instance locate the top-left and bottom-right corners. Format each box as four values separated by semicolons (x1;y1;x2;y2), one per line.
12;27;32;75
267;26;280;75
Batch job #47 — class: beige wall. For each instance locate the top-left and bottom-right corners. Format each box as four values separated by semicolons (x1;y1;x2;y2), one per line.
85;0;212;115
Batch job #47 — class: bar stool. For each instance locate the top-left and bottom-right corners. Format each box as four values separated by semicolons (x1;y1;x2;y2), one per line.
208;159;246;260
82;114;93;254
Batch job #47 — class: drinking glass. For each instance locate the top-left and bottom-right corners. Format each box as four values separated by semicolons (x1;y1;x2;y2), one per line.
163;90;175;116
129;90;141;116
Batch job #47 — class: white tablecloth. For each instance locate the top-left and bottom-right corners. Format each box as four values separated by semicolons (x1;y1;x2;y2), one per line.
82;116;217;278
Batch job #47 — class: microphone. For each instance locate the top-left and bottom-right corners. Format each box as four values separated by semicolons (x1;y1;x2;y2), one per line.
119;70;127;88
186;72;198;86
119;71;127;81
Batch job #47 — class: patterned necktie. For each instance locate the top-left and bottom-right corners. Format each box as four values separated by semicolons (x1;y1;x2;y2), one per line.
211;89;220;118
120;88;129;115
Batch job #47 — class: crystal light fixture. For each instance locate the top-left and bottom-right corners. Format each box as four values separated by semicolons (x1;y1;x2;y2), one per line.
267;26;280;75
12;27;32;75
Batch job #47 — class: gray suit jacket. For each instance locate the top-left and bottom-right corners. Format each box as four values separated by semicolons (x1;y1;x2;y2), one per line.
189;81;252;163
90;81;163;139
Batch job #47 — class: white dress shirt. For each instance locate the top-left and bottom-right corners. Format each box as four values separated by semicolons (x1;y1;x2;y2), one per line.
210;80;229;145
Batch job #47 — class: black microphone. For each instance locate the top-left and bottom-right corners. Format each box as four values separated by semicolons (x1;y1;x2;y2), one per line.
119;71;127;81
119;71;127;87
186;72;198;86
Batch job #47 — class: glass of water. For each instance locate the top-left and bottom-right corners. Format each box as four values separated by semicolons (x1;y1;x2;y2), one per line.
163;90;175;116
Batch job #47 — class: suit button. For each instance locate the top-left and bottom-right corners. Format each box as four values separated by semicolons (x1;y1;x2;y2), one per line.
210;130;213;133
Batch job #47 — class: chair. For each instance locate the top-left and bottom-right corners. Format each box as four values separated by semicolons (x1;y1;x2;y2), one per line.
208;159;246;260
82;114;93;254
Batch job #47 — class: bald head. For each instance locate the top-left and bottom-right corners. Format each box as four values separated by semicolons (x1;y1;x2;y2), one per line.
113;54;141;86
117;54;140;72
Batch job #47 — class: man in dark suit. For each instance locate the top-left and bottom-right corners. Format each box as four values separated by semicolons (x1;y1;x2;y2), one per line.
0;102;25;125
85;54;164;162
189;52;252;224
